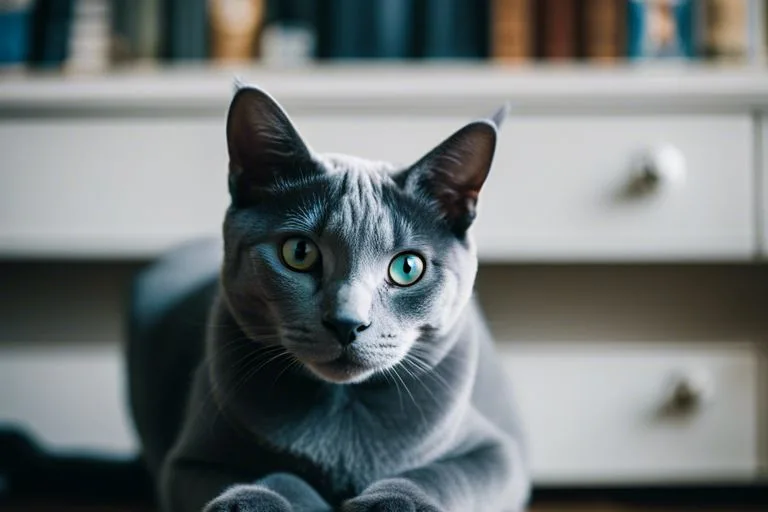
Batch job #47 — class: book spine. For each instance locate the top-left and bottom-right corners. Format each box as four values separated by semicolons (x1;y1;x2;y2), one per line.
0;0;34;65
747;0;765;62
628;0;695;59
583;0;625;61
134;0;162;61
491;0;532;61
166;0;208;60
260;0;317;65
29;0;75;67
423;0;457;57
537;0;578;60
702;0;748;61
209;0;264;61
323;0;368;58
372;0;413;58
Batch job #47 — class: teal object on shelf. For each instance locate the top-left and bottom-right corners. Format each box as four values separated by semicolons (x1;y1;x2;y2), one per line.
627;0;695;59
0;5;32;65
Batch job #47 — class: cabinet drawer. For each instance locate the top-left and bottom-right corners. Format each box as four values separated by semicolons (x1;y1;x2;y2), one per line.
0;118;229;257
499;342;760;484
0;115;754;260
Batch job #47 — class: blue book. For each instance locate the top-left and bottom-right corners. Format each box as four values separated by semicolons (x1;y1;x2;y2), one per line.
628;0;695;59
0;3;33;65
320;0;368;58
165;0;207;60
372;0;413;58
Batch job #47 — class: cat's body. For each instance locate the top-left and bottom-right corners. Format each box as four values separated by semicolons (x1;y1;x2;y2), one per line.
128;87;530;512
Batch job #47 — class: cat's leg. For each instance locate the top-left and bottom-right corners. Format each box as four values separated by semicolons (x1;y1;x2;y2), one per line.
342;434;528;512
162;460;332;512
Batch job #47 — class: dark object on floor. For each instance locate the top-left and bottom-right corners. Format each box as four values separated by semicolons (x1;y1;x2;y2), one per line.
0;428;153;506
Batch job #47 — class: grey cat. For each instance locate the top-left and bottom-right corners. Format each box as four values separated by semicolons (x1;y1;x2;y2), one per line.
128;85;531;512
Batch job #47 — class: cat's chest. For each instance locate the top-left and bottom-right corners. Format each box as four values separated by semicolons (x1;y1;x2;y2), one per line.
265;394;431;495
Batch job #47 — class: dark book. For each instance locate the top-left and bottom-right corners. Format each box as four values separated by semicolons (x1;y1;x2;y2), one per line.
421;0;488;59
316;0;415;59
165;0;208;60
628;0;695;59
112;0;162;62
316;0;368;58
372;0;413;58
583;0;626;61
28;0;75;67
491;0;534;61
536;0;579;60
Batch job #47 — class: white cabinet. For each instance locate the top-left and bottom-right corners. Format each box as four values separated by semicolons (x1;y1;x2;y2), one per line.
763;116;768;258
500;342;760;483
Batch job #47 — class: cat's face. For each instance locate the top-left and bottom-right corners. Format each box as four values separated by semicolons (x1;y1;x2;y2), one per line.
221;87;504;384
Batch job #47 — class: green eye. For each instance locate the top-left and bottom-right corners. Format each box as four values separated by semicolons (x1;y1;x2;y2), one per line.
281;237;320;271
388;252;425;287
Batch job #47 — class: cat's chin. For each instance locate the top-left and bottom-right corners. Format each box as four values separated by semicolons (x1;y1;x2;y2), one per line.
305;357;377;384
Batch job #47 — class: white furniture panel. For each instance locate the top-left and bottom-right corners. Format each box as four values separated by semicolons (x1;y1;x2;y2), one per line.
500;342;760;484
0;344;138;456
762;116;768;257
482;116;755;261
0;115;754;261
0;118;228;258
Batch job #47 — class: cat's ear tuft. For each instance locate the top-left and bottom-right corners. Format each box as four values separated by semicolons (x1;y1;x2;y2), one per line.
401;119;499;236
490;101;511;130
226;86;312;204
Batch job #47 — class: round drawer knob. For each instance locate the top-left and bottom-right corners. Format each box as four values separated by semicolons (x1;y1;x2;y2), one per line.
662;370;714;415
630;144;687;193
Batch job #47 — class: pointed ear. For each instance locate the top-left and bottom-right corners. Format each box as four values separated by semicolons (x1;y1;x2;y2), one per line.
400;104;508;235
226;85;313;204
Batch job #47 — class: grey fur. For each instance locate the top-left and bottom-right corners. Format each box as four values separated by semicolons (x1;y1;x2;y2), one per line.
129;86;531;512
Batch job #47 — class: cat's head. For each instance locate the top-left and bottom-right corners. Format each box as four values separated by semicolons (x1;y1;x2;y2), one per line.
221;86;506;384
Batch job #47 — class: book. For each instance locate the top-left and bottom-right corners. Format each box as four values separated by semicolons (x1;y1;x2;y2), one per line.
583;0;626;62
421;0;487;59
209;0;264;61
28;0;75;68
66;0;111;71
316;0;367;58
491;0;533;62
628;0;695;59
260;0;316;64
165;0;207;60
701;0;749;61
0;0;34;66
536;0;578;60
371;0;413;58
747;0;766;63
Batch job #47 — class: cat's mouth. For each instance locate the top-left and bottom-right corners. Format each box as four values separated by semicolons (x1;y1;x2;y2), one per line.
304;352;378;384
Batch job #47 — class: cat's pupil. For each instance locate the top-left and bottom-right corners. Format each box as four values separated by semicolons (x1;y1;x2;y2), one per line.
294;241;307;261
402;257;412;274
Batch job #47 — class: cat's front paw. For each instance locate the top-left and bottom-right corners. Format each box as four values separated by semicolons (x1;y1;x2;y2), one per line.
342;478;443;512
204;484;293;512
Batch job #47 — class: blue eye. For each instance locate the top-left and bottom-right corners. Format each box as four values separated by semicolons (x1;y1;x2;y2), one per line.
388;252;425;287
281;237;320;271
